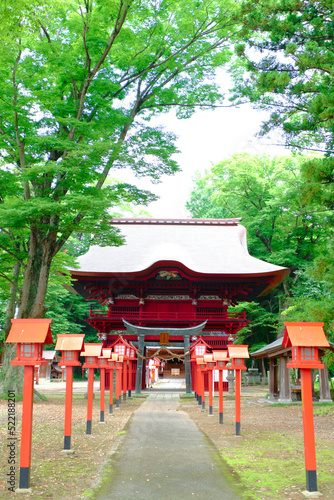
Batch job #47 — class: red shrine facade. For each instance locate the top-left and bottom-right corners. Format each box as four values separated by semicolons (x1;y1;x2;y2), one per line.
69;218;289;393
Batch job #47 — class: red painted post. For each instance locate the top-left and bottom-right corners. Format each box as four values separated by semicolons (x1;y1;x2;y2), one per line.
128;360;132;397
122;361;127;401
208;368;213;415
64;366;73;449
283;321;330;493
196;364;201;406
86;368;94;434
235;369;241;436
5;318;53;490
301;369;317;492
228;345;249;435
100;367;105;422
109;366;114;413
218;369;224;424
201;368;205;410
19;365;34;489
116;364;121;408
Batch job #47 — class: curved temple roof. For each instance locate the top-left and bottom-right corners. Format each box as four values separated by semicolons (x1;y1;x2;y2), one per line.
71;218;289;294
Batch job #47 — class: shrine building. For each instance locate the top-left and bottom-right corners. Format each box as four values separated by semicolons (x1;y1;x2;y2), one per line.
69;218;289;393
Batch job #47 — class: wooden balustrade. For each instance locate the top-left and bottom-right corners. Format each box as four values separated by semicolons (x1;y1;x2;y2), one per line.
89;307;246;321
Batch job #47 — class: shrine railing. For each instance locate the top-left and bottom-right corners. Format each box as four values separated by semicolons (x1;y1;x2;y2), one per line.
89;308;247;321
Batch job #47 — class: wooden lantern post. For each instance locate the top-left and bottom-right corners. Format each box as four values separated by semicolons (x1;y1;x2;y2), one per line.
122;351;128;401
126;343;137;397
283;322;330;493
98;348;112;423
111;337;129;402
196;357;207;410
55;334;85;451
115;354;124;408
213;351;230;424
190;339;207;405
81;343;102;435
204;354;215;415
228;345;249;436
5;319;53;491
107;354;118;414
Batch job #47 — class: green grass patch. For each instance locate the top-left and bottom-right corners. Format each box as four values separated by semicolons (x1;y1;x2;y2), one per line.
179;394;195;401
313;404;334;416
220;431;334;499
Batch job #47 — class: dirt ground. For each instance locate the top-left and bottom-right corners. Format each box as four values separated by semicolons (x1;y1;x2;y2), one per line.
180;386;334;500
0;384;333;500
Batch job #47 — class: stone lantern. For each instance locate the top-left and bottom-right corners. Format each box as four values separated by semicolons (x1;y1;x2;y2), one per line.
55;334;85;451
283;322;330;494
81;343;103;434
228;345;249;436
5;319;53;490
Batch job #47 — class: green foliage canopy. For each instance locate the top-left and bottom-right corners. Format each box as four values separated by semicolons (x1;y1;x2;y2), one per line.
0;0;245;321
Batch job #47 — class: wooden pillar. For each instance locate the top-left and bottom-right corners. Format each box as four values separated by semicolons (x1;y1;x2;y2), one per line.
86;368;94;434
278;355;292;402
183;335;192;394
301;369;318;492
64;366;73;450
268;357;278;401
116;366;121;408
319;364;332;402
19;365;34;489
235;369;241;436
208;369;213;415
122;361;127;401
197;364;202;406
135;335;145;394
100;367;105;422
218;369;224;424
201;368;205;409
128;360;132;397
108;368;114;414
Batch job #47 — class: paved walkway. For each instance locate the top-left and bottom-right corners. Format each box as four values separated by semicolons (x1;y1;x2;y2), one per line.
97;391;242;500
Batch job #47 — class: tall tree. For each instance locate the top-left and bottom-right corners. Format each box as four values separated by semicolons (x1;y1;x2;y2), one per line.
0;0;246;328
186;153;334;356
231;0;334;155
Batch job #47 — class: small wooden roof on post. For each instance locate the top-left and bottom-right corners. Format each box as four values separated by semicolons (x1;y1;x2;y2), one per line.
283;322;330;370
6;318;53;366
55;334;85;351
283;322;330;349
6;318;53;344
81;343;103;369
228;345;250;359
81;343;103;357
189;337;211;357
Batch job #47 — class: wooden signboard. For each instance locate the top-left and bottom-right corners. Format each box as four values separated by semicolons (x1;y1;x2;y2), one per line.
160;332;169;345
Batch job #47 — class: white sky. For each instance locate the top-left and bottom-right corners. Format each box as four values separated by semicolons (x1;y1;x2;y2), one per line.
116;103;289;218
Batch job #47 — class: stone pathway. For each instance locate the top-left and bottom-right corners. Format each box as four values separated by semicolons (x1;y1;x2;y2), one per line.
97;392;242;500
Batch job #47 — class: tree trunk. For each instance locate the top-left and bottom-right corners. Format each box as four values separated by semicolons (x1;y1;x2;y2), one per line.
1;261;23;395
1;233;56;396
19;230;56;319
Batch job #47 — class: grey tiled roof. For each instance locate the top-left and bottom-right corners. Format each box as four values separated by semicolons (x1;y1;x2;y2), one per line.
73;220;289;279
